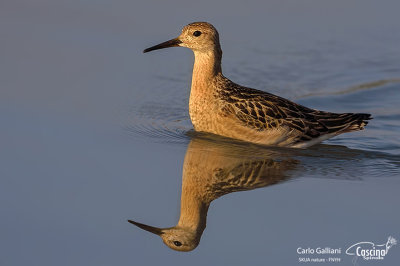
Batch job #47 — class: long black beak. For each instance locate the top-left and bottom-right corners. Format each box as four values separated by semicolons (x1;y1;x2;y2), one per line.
128;219;164;235
143;38;182;53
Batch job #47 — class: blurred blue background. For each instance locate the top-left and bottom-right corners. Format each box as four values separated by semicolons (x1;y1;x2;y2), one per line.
1;1;399;265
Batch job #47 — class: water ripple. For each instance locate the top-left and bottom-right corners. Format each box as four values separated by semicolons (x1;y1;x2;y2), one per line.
123;103;192;144
298;78;400;99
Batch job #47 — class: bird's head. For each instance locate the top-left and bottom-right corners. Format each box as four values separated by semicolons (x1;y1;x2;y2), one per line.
143;22;220;53
128;220;200;252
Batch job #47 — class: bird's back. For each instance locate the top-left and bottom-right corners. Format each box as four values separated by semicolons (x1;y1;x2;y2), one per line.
195;75;372;148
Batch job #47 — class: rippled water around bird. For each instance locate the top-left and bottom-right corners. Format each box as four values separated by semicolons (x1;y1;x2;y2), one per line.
1;1;400;266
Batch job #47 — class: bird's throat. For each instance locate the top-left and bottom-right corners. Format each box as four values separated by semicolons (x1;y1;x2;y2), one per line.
192;49;222;88
189;48;223;131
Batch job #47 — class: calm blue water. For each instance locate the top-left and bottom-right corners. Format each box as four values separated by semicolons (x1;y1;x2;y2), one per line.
1;1;399;265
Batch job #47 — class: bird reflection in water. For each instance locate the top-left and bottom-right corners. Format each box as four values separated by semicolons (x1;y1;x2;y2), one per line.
128;135;298;251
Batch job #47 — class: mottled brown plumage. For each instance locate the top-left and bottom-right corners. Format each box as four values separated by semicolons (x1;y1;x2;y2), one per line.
128;137;296;251
144;22;372;148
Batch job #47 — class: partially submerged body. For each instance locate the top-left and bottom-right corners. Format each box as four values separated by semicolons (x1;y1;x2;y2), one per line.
190;73;371;148
144;22;371;148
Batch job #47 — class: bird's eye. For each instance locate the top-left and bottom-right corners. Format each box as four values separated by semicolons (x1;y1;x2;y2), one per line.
173;241;182;247
193;31;202;37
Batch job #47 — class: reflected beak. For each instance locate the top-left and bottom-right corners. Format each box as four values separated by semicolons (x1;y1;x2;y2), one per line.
128;219;164;235
143;38;182;53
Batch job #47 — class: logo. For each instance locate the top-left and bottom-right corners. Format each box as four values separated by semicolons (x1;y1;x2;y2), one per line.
345;236;397;264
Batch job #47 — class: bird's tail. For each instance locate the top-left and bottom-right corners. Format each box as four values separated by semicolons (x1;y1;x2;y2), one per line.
341;113;372;132
317;112;372;134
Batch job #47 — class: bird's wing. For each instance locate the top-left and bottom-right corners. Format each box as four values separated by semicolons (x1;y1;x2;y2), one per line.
207;158;297;199
218;84;371;143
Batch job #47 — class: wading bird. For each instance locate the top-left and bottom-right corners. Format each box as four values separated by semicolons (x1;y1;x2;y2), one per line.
143;22;371;148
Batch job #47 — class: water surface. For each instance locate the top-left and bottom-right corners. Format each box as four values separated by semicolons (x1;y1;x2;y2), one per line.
1;1;399;265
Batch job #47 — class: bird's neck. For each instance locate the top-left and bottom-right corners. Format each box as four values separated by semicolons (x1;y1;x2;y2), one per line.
191;48;222;91
177;187;209;234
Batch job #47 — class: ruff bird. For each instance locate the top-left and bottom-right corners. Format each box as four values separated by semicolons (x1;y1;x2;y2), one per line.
143;22;371;148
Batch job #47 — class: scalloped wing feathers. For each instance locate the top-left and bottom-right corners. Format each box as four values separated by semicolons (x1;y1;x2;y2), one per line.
218;81;371;146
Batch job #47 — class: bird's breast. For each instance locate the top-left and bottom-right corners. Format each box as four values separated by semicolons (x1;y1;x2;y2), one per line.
189;93;216;131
